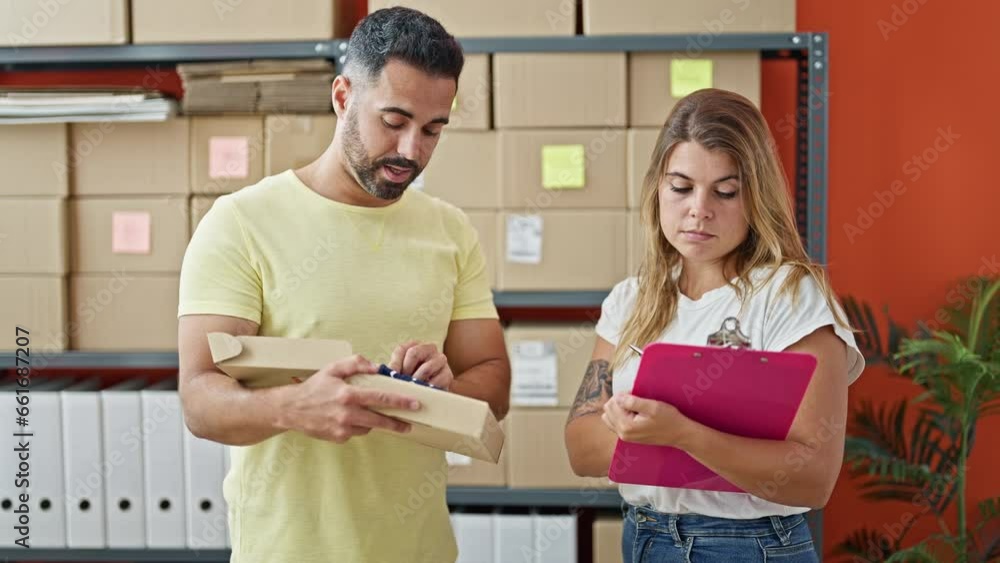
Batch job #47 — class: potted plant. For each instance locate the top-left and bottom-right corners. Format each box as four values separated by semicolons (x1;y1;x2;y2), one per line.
836;277;999;562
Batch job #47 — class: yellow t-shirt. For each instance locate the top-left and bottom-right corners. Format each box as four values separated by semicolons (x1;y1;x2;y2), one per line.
178;170;498;563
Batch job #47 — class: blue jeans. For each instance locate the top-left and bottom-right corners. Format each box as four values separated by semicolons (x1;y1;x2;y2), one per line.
622;503;819;562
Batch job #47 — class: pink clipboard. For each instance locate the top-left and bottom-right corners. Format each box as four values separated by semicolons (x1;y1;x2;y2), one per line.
608;342;817;492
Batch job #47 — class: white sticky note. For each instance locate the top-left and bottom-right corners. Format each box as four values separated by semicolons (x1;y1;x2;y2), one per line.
506;215;543;264
209;136;250;179
446;452;473;466
511;340;559;406
111;211;151;255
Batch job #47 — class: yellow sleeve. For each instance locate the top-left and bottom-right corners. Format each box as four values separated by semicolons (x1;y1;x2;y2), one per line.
178;196;263;324
451;213;498;321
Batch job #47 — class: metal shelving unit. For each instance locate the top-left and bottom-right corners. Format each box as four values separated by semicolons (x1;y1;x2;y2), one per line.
1;32;830;561
0;548;231;562
0;32;829;261
447;486;622;508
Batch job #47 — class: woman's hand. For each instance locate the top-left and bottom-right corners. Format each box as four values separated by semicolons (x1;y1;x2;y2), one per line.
601;393;696;448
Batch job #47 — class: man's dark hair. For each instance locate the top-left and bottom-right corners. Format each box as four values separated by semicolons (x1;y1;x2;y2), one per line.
344;7;464;85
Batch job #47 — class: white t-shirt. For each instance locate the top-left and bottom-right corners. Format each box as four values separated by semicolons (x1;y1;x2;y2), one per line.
595;265;865;519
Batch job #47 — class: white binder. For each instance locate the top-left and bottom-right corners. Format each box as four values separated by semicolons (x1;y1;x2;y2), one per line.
29;377;75;548
183;425;227;548
61;379;106;548
493;513;534;563
454;512;494;563
0;378;25;547
532;514;577;563
141;379;186;548
101;379;147;548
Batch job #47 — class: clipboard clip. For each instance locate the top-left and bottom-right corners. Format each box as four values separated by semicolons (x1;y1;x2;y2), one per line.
706;317;752;349
628;317;752;358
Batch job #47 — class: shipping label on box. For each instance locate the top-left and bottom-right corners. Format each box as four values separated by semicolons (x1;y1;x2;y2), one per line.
505;215;543;265
511;341;559;406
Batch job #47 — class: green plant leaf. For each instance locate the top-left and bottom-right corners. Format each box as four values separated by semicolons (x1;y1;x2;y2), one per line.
844;296;889;363
883;543;939;562
978;497;1000;528
834;527;899;562
848;399;910;462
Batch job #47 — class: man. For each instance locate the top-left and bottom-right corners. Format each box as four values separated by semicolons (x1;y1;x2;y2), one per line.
176;8;510;562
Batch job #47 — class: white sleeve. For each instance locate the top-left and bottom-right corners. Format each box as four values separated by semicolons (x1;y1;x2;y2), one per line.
595;278;637;346
761;273;865;385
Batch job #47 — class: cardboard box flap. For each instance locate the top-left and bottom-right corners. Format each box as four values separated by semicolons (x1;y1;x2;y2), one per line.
207;333;504;462
206;332;245;363
207;332;353;385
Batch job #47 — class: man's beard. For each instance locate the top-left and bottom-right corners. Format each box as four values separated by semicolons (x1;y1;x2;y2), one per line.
342;108;420;201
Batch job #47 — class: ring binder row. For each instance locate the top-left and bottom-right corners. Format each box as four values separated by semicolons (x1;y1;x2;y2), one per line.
0;376;230;549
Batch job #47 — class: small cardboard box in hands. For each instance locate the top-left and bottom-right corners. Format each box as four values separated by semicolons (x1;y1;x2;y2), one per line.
207;333;504;463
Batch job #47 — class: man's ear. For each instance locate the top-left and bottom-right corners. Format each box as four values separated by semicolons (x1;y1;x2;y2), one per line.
332;75;351;118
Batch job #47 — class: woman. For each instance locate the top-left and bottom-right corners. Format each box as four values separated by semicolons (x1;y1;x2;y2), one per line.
564;89;864;562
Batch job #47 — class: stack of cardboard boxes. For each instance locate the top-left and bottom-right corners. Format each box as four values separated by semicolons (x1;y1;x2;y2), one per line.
67;120;190;351
0;124;70;353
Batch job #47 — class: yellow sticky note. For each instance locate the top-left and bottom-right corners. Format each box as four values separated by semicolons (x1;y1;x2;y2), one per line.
541;145;586;189
671;59;714;98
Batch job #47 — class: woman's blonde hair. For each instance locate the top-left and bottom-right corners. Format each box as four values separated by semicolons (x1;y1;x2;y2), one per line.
611;88;850;370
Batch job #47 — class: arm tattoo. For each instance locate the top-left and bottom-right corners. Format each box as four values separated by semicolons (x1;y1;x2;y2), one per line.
568;360;612;422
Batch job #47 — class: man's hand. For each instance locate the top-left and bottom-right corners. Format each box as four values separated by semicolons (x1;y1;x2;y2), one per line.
277;355;422;444
389;340;455;389
601;393;695;448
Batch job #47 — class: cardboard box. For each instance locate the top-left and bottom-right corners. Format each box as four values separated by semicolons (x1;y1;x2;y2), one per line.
507;408;616;489
493;54;627;129
450;54;491;131
627;128;660;209
628;210;646;276
131;0;346;43
0;0;128;47
0;276;67;352
593;517;625;563
264;115;337;176
629;52;761;127
505;324;597;407
498;211;627;291
368;0;574;37
499;130;627;210
584;0;795;35
464;211;497;289
0;198;67;274
446;419;508;486
70;197;190;274
0;124;67;197
190;196;219;236
191;117;266;195
207;333;505;462
70;274;179;351
419;131;499;209
71;119;190;196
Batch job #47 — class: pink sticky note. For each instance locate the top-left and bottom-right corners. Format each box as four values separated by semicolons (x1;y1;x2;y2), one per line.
209;136;250;179
111;211;152;255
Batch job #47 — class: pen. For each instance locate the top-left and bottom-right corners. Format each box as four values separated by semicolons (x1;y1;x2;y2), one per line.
378;364;443;391
629;344;643;357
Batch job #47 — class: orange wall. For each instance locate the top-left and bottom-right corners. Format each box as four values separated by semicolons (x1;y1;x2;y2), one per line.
788;0;999;559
